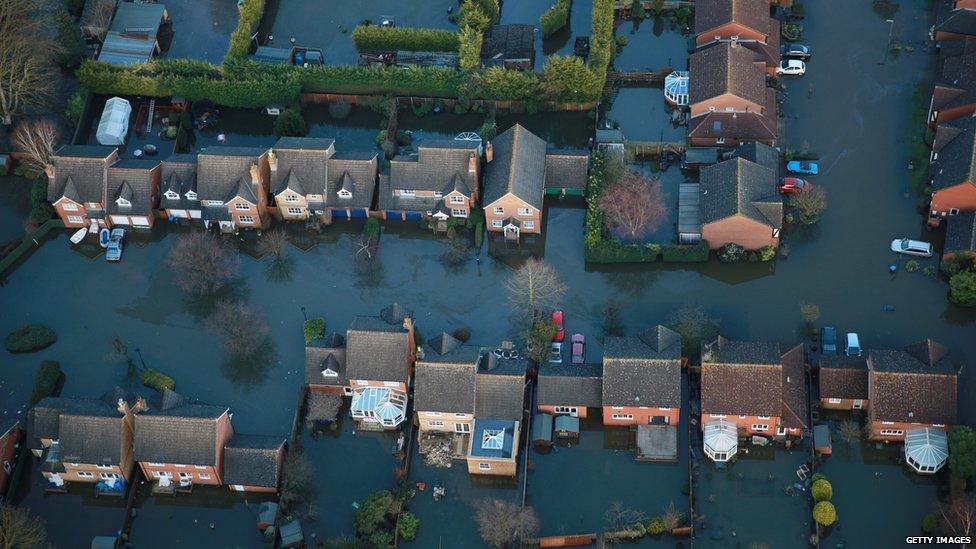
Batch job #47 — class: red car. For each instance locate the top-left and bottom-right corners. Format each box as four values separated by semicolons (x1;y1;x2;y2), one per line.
778;177;810;194
551;310;565;342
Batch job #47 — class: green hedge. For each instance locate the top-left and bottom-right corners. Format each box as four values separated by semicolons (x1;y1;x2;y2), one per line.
352;26;460;53
661;242;710;262
226;0;267;61
304;318;325;344
29;361;63;407
5;325;57;353
141;368;176;392
461;66;542;101
589;0;615;75
458;26;484;71
540;0;571;37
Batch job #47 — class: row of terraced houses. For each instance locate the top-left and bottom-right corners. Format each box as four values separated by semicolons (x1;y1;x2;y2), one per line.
45;126;588;241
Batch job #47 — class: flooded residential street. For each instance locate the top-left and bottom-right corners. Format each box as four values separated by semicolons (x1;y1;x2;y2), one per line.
2;0;974;546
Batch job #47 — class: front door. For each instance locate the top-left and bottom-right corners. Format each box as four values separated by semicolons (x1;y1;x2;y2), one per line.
504;224;519;240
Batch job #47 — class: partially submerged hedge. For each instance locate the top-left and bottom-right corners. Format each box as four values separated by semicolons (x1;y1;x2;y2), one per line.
141;368;176;392
5;325;57;353
352;26;460;53
226;0;267;61
29;361;63;407
304;318;325;344
540;0;571;37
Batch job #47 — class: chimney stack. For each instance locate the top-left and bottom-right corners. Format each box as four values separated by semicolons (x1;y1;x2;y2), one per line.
133;396;148;413
116;398;129;415
268;150;278;174
45;164;55;182
250;163;261;189
485;142;494;163
468;152;478;177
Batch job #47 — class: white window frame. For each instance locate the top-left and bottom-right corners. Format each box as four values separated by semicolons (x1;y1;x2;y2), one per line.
751;424;769;431
493;207;504;215
287;207;303;215
76;471;95;478
164;190;180;200
96;464;114;470
612;413;634;420
451;208;468;217
198;473;212;480
455;423;471;433
428;420;445;427
523;221;535;230
880;429;904;436
491;220;503;228
99;472;120;480
194;465;206;470
235;202;251;211
116;197;131;207
239;215;255;224
147;462;164;467
62;202;79;211
67;215;84;224
450;195;465;204
179;472;192;479
949;208;960;215
205;200;224;206
383;381;400;388
337;189;353;198
400;189;416;197
285;194;299;203
478;463;491;470
757;415;771;420
427;412;442;417
716;137;725;144
710;414;726;419
827;398;842;404
185;191;198;200
554;406;578;414
777;427;787;436
852;400;864;409
517;207;532;216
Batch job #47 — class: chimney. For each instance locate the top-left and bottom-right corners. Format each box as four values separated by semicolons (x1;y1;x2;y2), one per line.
468;152;478;178
485;142;494;163
250;163;261;194
45;164;55;182
133;396;148;413
268;150;278;174
116;398;129;415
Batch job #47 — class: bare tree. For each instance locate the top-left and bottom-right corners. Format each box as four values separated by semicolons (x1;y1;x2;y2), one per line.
12;119;58;173
166;233;240;296
0;0;57;125
838;420;862;446
474;498;539;548
280;451;315;512
789;186;827;225
257;227;288;259
603;501;648;532
940;494;976;539
660;501;686;531
0;504;48;549
503;258;567;317
206;300;270;358
800;302;821;325
597;171;668;240
80;0;117;41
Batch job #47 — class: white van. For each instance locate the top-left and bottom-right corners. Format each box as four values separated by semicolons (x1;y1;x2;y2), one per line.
845;333;862;357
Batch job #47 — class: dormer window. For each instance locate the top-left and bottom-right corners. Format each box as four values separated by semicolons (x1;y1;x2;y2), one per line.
164;190;179;200
399;189;415;197
116;197;131;207
185;191;197;200
321;368;338;378
337;189;352;199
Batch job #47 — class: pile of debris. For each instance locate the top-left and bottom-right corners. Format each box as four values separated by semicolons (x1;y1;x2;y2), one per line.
419;433;454;468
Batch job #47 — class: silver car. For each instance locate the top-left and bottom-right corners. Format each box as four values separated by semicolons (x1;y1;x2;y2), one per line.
549;342;562;364
890;238;933;257
106;228;125;262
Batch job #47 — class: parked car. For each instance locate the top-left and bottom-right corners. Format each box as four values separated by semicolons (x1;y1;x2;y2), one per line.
550;342;563;364
786;160;819;175
776;59;806;76
845;333;862;357
552;310;565;342
778;177;810;194
890;238;933;257
821;327;838;356
781;43;812;59
571;334;585;364
105;228;125;262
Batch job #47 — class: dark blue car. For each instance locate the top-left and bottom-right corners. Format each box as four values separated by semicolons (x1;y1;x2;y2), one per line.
821;327;837;355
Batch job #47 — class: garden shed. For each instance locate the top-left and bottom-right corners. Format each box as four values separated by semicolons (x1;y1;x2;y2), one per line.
532;413;553;446
96;97;132;146
813;424;832;456
554;415;580;439
904;428;949;474
703;419;737;463
97;2;167;65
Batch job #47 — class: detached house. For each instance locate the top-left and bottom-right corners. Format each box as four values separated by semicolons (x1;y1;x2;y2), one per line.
46;145;119;229
700;337;808;441
483;125;547;240
413;332;482;435
694;0;780;72
928;115;976;224
160;154;201;220
929;52;976;126
601;326;682;426
106;158;161;228
306;332;348;395
380;140;480;223
537;362;603;419
196;147;271;232
222;435;286;493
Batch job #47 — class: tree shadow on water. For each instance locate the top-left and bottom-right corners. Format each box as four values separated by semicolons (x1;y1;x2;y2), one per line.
220;340;277;389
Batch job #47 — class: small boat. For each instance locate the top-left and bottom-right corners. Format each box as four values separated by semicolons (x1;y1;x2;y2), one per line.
70;228;87;245
99;228;111;248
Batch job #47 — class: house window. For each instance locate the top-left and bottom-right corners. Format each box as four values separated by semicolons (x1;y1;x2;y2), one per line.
757;415;770;420
174;464;185;468
455;423;471;433
950;208;960;215
554;406;578;414
451;209;468;217
165;191;180;200
711;414;726;419
880;429;904;436
400;190;416;197
67;215;84;224
205;200;223;206
612;413;634;420
517;207;532;216
62;202;79;211
194;465;206;470
523;221;534;230
772;228;781;238
116;197;131;207
882;421;894;425
186;191;198;200
450;195;465;204
478;463;491;471
751;424;769;431
159;471;173;478
853;400;864;409
827;398;842;404
199;473;212;480
99;473;120;480
235;203;250;211
96;464;113;469
287;207;303;215
285;195;299;203
148;462;164;467
428;421;445;427
493;207;504;215
491;220;503;228
239;215;255;224
383;381;400;388
454;413;467;418
3;461;10;474
659;407;671;411
777;427;787;436
356;380;368;386
738;415;747;419
337;189;352;198
179;472;192;479
427;412;442;417
612;406;623;410
76;471;94;478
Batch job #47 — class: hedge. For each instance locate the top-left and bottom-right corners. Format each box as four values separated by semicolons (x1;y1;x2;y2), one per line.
225;0;267;61
589;0;615;76
29;361;63;407
304;318;325;344
352;26;460;53
141;368;176;392
5;325;57;353
540;0;571;38
458;26;484;71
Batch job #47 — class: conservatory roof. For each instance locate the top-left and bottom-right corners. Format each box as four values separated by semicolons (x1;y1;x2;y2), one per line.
904;428;949;472
703;419;738;453
350;386;407;425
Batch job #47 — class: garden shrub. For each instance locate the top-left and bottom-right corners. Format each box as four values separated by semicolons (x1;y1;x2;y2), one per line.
274;109;308;137
949;270;976;307
718;243;746;263
905;259;920;272
304;318;325;344
474;221;484;247
364;217;381;239
758;245;777;262
54;6;85;68
141;368;176;392
396;512;420;541
812;501;836;526
661;242;710;262
458;25;484;71
540;0;571;37
922;513;937;534
5;325;57;353
225;0;267;61
811;479;832;502
29;361;63;407
646;517;665;535
352;26;460;53
459;1;493;32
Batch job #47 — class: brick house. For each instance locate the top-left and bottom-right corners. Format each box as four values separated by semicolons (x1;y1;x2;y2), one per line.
483;124;547;240
694;0;780;72
0;421;20;497
818;355;868;411
134;390;234;487
26;392;136;486
196;147;271;232
270;137;336;221
928;49;976;126
106;158;162;228
222;435;287;493
935;1;976;42
601;326;682;427
305;332;348;396
699;145;782;250
46;145;119;229
467;357;527;477
537;362;603;419
928;115;976;224
379;140;480;222
413;332;482;435
345;304;417;430
700;337;808;439
687;105;778;148
160;154;201;220
327;151;379;219
867;340;958;442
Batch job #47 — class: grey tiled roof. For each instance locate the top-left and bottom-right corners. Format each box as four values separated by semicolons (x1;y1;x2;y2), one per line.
946;211;976;253
305;344;347;387
414;363;477;413
388;140;479;195
780;344;808;429
868;342;957;425
819;355;869;400
936;7;976;36
695;0;772;36
59;409;125;465
345;315;412;383
700;156;782;227
700;337;782;417
160;154;199;210
689;42;767;108
481;24;535;61
934;54;976;111
196;146;266;204
48;146;116;202
687;111;778;143
222;434;286;488
732;141;779;170
537;363;603;407
602;326;682;407
134;401;229;466
475;372;525;421
544;151;589;190
328;152;378;210
271;137;335;196
107;159;159;216
483;124;547;209
931;116;976;191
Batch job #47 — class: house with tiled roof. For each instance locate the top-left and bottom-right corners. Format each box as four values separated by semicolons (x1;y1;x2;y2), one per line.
160;154;200;220
106;158;161;228
196;146;271;232
543;150;590;197
483;124;548;240
697;147;782;250
694;0;780;71
700;337;808;442
345;304;417;430
481;24;536;70
413;332;482;435
818;355;869;411
601;325;682;427
929;51;976;126
222;434;286;493
379;140;480;223
928;115;976;224
0;420;19;497
866;340;958;441
328;151;379;219
45;145;120;229
935;1;976;41
305;332;348;395
270;137;336;221
468;356;527;476
945;210;976;259
687;96;778;147
537;362;603;419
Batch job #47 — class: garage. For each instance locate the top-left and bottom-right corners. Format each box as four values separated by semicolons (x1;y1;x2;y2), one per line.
332;209;349;220
349;209;367;219
131;216;151;228
406;212;423;221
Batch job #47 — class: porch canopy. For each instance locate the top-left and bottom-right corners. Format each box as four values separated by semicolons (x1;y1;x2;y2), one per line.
703;419;737;463
96;97;131;146
350;386;407;428
905;428;948;474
